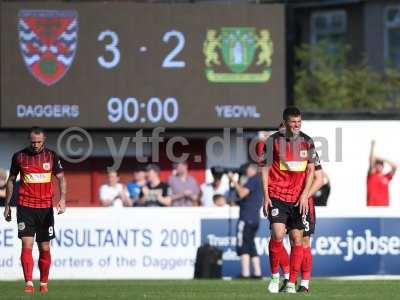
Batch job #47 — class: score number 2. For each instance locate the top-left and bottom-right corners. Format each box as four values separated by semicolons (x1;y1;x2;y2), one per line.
97;30;185;69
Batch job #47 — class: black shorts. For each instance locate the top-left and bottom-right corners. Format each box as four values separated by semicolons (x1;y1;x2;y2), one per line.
236;220;259;257
303;199;316;237
268;198;304;231
17;205;55;242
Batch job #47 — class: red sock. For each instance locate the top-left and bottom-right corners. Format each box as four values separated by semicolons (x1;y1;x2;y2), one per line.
280;245;290;274
301;247;312;280
289;245;303;283
39;250;51;283
21;248;34;282
268;239;283;274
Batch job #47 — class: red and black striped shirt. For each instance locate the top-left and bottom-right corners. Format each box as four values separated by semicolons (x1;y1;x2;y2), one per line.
258;130;321;203
10;147;63;208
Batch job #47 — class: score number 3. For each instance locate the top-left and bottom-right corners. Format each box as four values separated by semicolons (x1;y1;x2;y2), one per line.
97;30;120;69
97;30;185;69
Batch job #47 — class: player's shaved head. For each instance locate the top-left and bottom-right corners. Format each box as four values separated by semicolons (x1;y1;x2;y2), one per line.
29;126;46;153
29;126;45;136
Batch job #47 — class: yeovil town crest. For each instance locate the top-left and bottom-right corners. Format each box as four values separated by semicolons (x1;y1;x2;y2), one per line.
18;10;78;86
203;27;273;83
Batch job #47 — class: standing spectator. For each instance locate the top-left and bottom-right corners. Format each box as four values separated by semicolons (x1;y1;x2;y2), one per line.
139;164;172;207
0;169;7;206
169;161;200;207
229;163;263;279
99;170;130;207
127;165;147;206
200;166;229;207
367;140;397;206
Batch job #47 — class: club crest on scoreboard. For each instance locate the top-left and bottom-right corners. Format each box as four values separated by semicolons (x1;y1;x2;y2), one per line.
203;27;273;83
18;9;78;86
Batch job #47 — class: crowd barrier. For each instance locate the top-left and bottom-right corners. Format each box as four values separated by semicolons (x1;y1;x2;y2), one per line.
1;207;399;279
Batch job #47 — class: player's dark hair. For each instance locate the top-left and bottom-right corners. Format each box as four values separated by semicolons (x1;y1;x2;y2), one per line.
29;126;45;136
283;106;301;121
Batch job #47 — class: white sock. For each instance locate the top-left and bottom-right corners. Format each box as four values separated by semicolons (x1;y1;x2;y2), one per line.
272;273;280;279
40;282;48;286
284;273;289;280
300;280;309;289
26;281;33;286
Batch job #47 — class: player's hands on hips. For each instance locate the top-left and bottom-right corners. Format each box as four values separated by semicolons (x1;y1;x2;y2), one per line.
297;194;309;216
3;205;11;222
263;196;272;217
57;199;66;215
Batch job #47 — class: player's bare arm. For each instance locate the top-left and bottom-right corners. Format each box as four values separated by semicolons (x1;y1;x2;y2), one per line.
260;165;271;217
56;172;67;215
3;174;17;222
298;163;315;215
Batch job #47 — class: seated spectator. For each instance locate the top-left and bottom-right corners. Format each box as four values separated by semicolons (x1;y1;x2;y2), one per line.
213;194;228;208
200;166;229;207
169;161;200;207
0;169;7;206
139;164;171;207
127;165;147;206
99;170;130;207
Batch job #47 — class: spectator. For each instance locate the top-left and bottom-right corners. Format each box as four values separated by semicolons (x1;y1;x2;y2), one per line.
127;165;147;206
229;163;263;279
0;169;7;206
200;166;229;207
99;170;130;207
213;194;228;208
169;161;200;207
367;140;397;206
139;164;172;207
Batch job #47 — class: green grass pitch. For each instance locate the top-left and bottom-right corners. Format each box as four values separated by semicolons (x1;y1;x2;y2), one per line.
0;279;397;299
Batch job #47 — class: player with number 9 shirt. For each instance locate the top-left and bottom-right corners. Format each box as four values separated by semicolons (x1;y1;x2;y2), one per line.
3;127;67;294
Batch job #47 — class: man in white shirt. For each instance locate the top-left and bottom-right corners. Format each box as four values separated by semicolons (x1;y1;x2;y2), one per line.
200;166;229;207
99;171;130;207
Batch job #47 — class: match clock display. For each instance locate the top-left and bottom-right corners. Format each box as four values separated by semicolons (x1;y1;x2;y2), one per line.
1;2;286;129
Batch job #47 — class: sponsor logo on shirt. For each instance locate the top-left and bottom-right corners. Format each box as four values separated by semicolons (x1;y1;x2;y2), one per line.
23;172;52;183
279;160;307;172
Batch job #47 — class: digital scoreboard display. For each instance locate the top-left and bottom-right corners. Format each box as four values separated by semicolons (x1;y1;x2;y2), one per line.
1;2;286;129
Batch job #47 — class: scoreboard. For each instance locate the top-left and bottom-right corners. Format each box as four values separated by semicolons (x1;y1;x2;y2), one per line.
1;2;286;129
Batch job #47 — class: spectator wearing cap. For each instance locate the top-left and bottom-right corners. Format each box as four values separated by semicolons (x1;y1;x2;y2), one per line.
139;164;172;207
127;165;147;206
168;161;200;207
200;166;229;207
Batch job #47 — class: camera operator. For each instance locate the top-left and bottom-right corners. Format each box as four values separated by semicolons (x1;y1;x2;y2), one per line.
228;163;263;279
